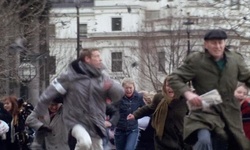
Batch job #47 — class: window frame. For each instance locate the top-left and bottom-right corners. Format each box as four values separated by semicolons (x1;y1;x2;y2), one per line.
111;17;122;31
79;24;87;37
111;52;123;72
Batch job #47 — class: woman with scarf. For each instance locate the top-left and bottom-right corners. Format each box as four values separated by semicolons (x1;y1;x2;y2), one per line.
127;77;190;150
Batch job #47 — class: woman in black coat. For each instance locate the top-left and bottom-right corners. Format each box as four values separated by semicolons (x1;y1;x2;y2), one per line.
0;102;12;150
2;96;34;150
127;77;190;150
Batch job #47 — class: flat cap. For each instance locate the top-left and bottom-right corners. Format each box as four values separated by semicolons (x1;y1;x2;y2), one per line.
204;29;227;40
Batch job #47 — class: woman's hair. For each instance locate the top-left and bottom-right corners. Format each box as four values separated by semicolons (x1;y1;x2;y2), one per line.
162;76;170;94
236;82;249;93
1;96;19;125
122;78;135;88
2;96;19;115
139;91;155;105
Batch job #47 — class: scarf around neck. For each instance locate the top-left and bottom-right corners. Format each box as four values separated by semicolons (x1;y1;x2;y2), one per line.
151;92;173;140
78;61;102;77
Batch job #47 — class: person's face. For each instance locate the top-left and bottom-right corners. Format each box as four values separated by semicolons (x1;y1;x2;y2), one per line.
204;39;226;61
165;81;174;98
85;50;102;69
123;83;135;98
48;103;61;113
3;100;12;112
234;86;248;102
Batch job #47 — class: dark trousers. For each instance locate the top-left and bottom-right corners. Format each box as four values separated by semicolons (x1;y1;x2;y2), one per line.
68;130;77;150
0;140;7;150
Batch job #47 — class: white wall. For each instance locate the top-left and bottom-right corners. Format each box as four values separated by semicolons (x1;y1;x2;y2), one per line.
49;0;250;91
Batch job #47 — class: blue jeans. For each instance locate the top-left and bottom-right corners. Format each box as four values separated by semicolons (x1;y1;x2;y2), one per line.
115;128;139;150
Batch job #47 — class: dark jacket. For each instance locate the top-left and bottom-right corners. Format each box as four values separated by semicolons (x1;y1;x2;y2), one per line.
169;50;250;149
133;93;188;150
0;102;12;123
0;102;12;150
113;91;144;130
5;104;33;150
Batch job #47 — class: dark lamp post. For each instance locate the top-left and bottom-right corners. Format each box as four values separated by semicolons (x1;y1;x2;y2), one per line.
183;19;194;56
183;19;194;87
74;0;81;58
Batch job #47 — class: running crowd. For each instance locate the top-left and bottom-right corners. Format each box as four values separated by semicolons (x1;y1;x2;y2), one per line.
1;29;250;150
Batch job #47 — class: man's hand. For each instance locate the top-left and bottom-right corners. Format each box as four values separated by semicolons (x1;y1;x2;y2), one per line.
105;121;112;128
184;91;202;107
103;80;112;91
127;114;135;120
38;125;52;133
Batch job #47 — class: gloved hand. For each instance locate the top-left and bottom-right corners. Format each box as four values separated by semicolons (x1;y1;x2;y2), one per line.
38;125;52;133
0;120;9;135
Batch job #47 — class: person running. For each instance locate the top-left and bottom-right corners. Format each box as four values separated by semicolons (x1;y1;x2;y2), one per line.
33;48;124;150
168;29;250;150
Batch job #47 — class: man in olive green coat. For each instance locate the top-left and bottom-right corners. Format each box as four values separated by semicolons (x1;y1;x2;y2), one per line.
169;29;250;150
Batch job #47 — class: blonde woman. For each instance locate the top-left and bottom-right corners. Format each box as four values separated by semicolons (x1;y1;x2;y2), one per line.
112;78;145;150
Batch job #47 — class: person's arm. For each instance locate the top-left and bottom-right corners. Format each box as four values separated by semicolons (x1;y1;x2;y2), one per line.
138;116;150;131
168;53;197;97
106;80;124;102
26;111;52;133
34;72;69;116
106;104;120;127
184;91;202;107
169;52;202;107
25;111;44;131
132;93;162;119
131;105;152;120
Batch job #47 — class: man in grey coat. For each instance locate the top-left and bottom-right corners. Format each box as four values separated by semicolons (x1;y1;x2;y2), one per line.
26;96;69;150
33;48;124;150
